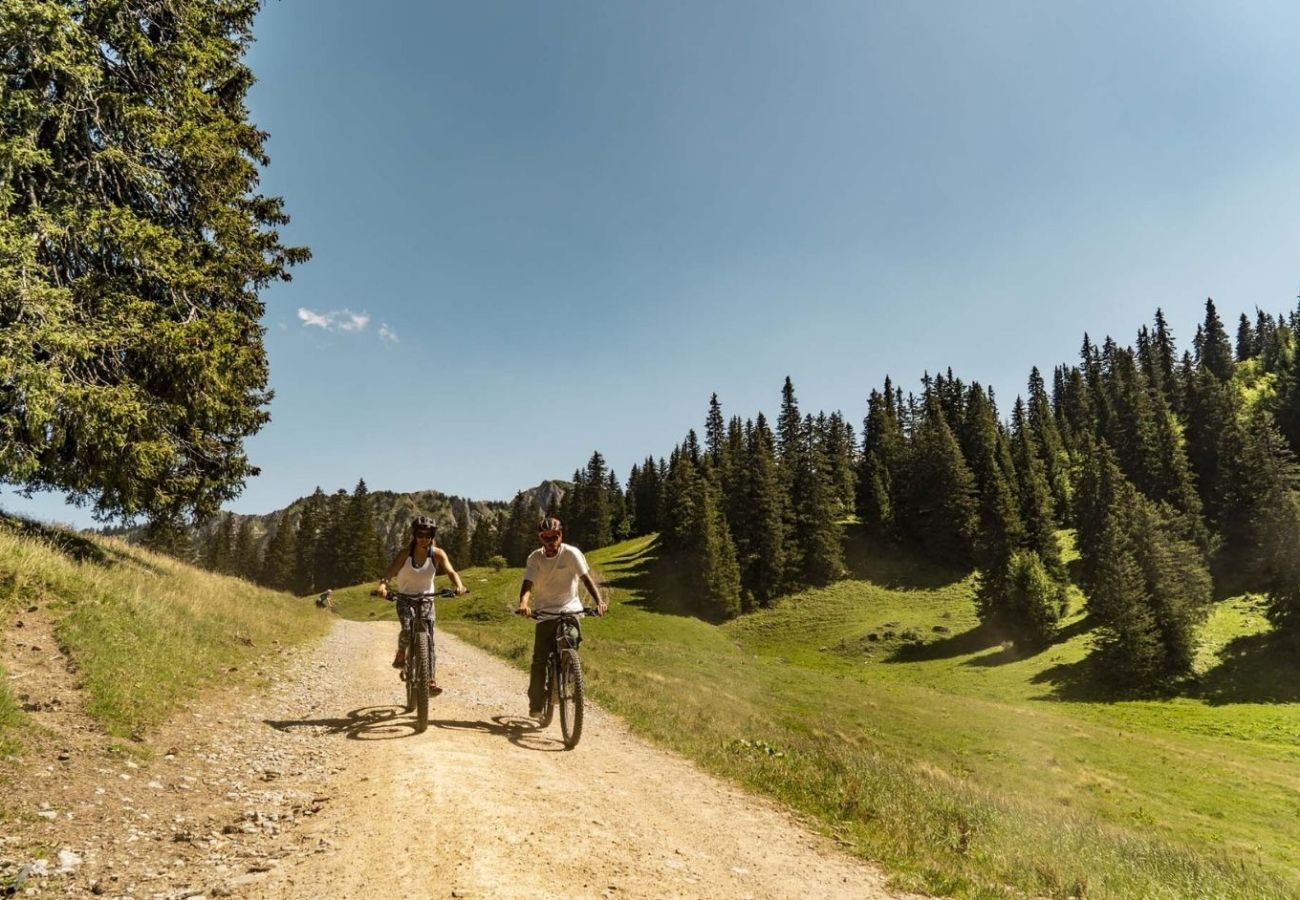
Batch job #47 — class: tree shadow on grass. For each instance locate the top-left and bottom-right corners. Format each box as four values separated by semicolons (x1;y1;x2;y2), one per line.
886;622;1003;663
0;513;168;576
1194;631;1300;705
1031;626;1300;705
1;514;112;566
962;616;1096;668
841;525;968;590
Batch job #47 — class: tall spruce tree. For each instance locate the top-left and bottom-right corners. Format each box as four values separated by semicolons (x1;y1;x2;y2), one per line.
1010;399;1064;579
899;396;977;567
447;508;471;571
260;512;297;591
500;492;535;566
1238;414;1300;633
293;488;327;593
316;489;349;589
469;515;497;567
797;415;846;585
232;517;257;580
1198;298;1235;381
581;451;613;548
1026;367;1070;521
0;1;309;524
1075;445;1211;687
743;413;787;605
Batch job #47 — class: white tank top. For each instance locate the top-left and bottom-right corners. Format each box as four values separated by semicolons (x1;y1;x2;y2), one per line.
394;546;437;594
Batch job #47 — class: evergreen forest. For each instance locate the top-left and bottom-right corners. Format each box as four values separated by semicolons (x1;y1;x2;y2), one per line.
174;298;1300;693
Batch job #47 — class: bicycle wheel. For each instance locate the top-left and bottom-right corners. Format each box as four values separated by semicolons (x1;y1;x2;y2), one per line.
413;629;430;733
558;649;584;750
403;632;416;713
537;653;556;728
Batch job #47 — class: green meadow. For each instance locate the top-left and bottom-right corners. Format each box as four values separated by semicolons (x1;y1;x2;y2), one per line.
0;517;329;750
335;530;1300;899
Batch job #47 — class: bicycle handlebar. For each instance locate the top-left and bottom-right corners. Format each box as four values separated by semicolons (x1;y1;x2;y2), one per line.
386;588;463;602
516;607;602;620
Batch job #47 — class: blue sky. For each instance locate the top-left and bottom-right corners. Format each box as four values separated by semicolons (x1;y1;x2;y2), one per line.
7;0;1300;526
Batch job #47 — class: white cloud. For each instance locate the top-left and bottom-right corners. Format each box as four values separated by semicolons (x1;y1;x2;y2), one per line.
297;307;371;333
378;322;399;344
340;311;370;332
297;307;333;328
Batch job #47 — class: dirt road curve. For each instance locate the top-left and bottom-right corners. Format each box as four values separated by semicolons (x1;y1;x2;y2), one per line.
252;620;907;900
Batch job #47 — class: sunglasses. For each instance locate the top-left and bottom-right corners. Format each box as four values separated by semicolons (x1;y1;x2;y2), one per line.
539;532;562;544
414;530;435;539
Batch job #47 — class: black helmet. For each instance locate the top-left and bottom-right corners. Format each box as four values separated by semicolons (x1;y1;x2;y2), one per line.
412;516;437;538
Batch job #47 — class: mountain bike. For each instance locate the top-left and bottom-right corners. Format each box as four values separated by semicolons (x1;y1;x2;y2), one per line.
518;607;599;750
387;587;459;733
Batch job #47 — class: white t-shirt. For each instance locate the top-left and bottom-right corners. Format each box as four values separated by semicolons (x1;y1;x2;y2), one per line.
524;544;590;614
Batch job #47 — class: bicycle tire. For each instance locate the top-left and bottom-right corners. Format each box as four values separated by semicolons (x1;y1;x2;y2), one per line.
558;648;584;749
537;653;556;728
413;629;430;733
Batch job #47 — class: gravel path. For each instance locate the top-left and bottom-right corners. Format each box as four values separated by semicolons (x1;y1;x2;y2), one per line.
2;616;914;899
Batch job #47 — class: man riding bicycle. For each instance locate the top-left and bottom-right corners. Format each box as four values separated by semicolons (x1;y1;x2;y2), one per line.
378;516;467;695
516;516;606;718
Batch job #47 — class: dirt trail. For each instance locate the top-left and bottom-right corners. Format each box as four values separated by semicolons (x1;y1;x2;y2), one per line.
1;615;914;899
251;619;908;900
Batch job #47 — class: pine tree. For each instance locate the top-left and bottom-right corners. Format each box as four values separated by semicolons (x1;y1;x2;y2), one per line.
0;0;310;524
581;451;613;548
899;396;977;567
606;470;628;540
856;386;904;536
294;488;327;593
705;393;726;464
1236;313;1257;361
776;379;807;578
470;515;497;567
1184;369;1244;531
1088;514;1164;688
797;416;846;585
1075;445;1211;687
316;489;349;590
448;508;471;570
659;452;742;619
1199;298;1235;381
1152;308;1182;412
204;512;236;574
1010;399;1064;578
743;413;786;605
630;455;663;535
1026;367;1070;521
500;492;535;566
822;411;857;515
336;479;381;586
260;512;297;591
1239;414;1300;633
233;517;257;580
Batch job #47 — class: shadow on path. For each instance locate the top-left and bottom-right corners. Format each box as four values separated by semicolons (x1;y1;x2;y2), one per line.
432;715;567;753
264;705;419;741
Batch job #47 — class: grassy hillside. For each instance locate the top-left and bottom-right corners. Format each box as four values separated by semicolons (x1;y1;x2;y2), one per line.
333;531;1299;899
0;516;330;749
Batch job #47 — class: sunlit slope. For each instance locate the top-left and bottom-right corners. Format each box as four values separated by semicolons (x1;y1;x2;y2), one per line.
334;533;1298;899
0;517;330;746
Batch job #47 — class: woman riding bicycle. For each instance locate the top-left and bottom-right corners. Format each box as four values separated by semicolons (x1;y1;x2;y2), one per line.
377;516;467;695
